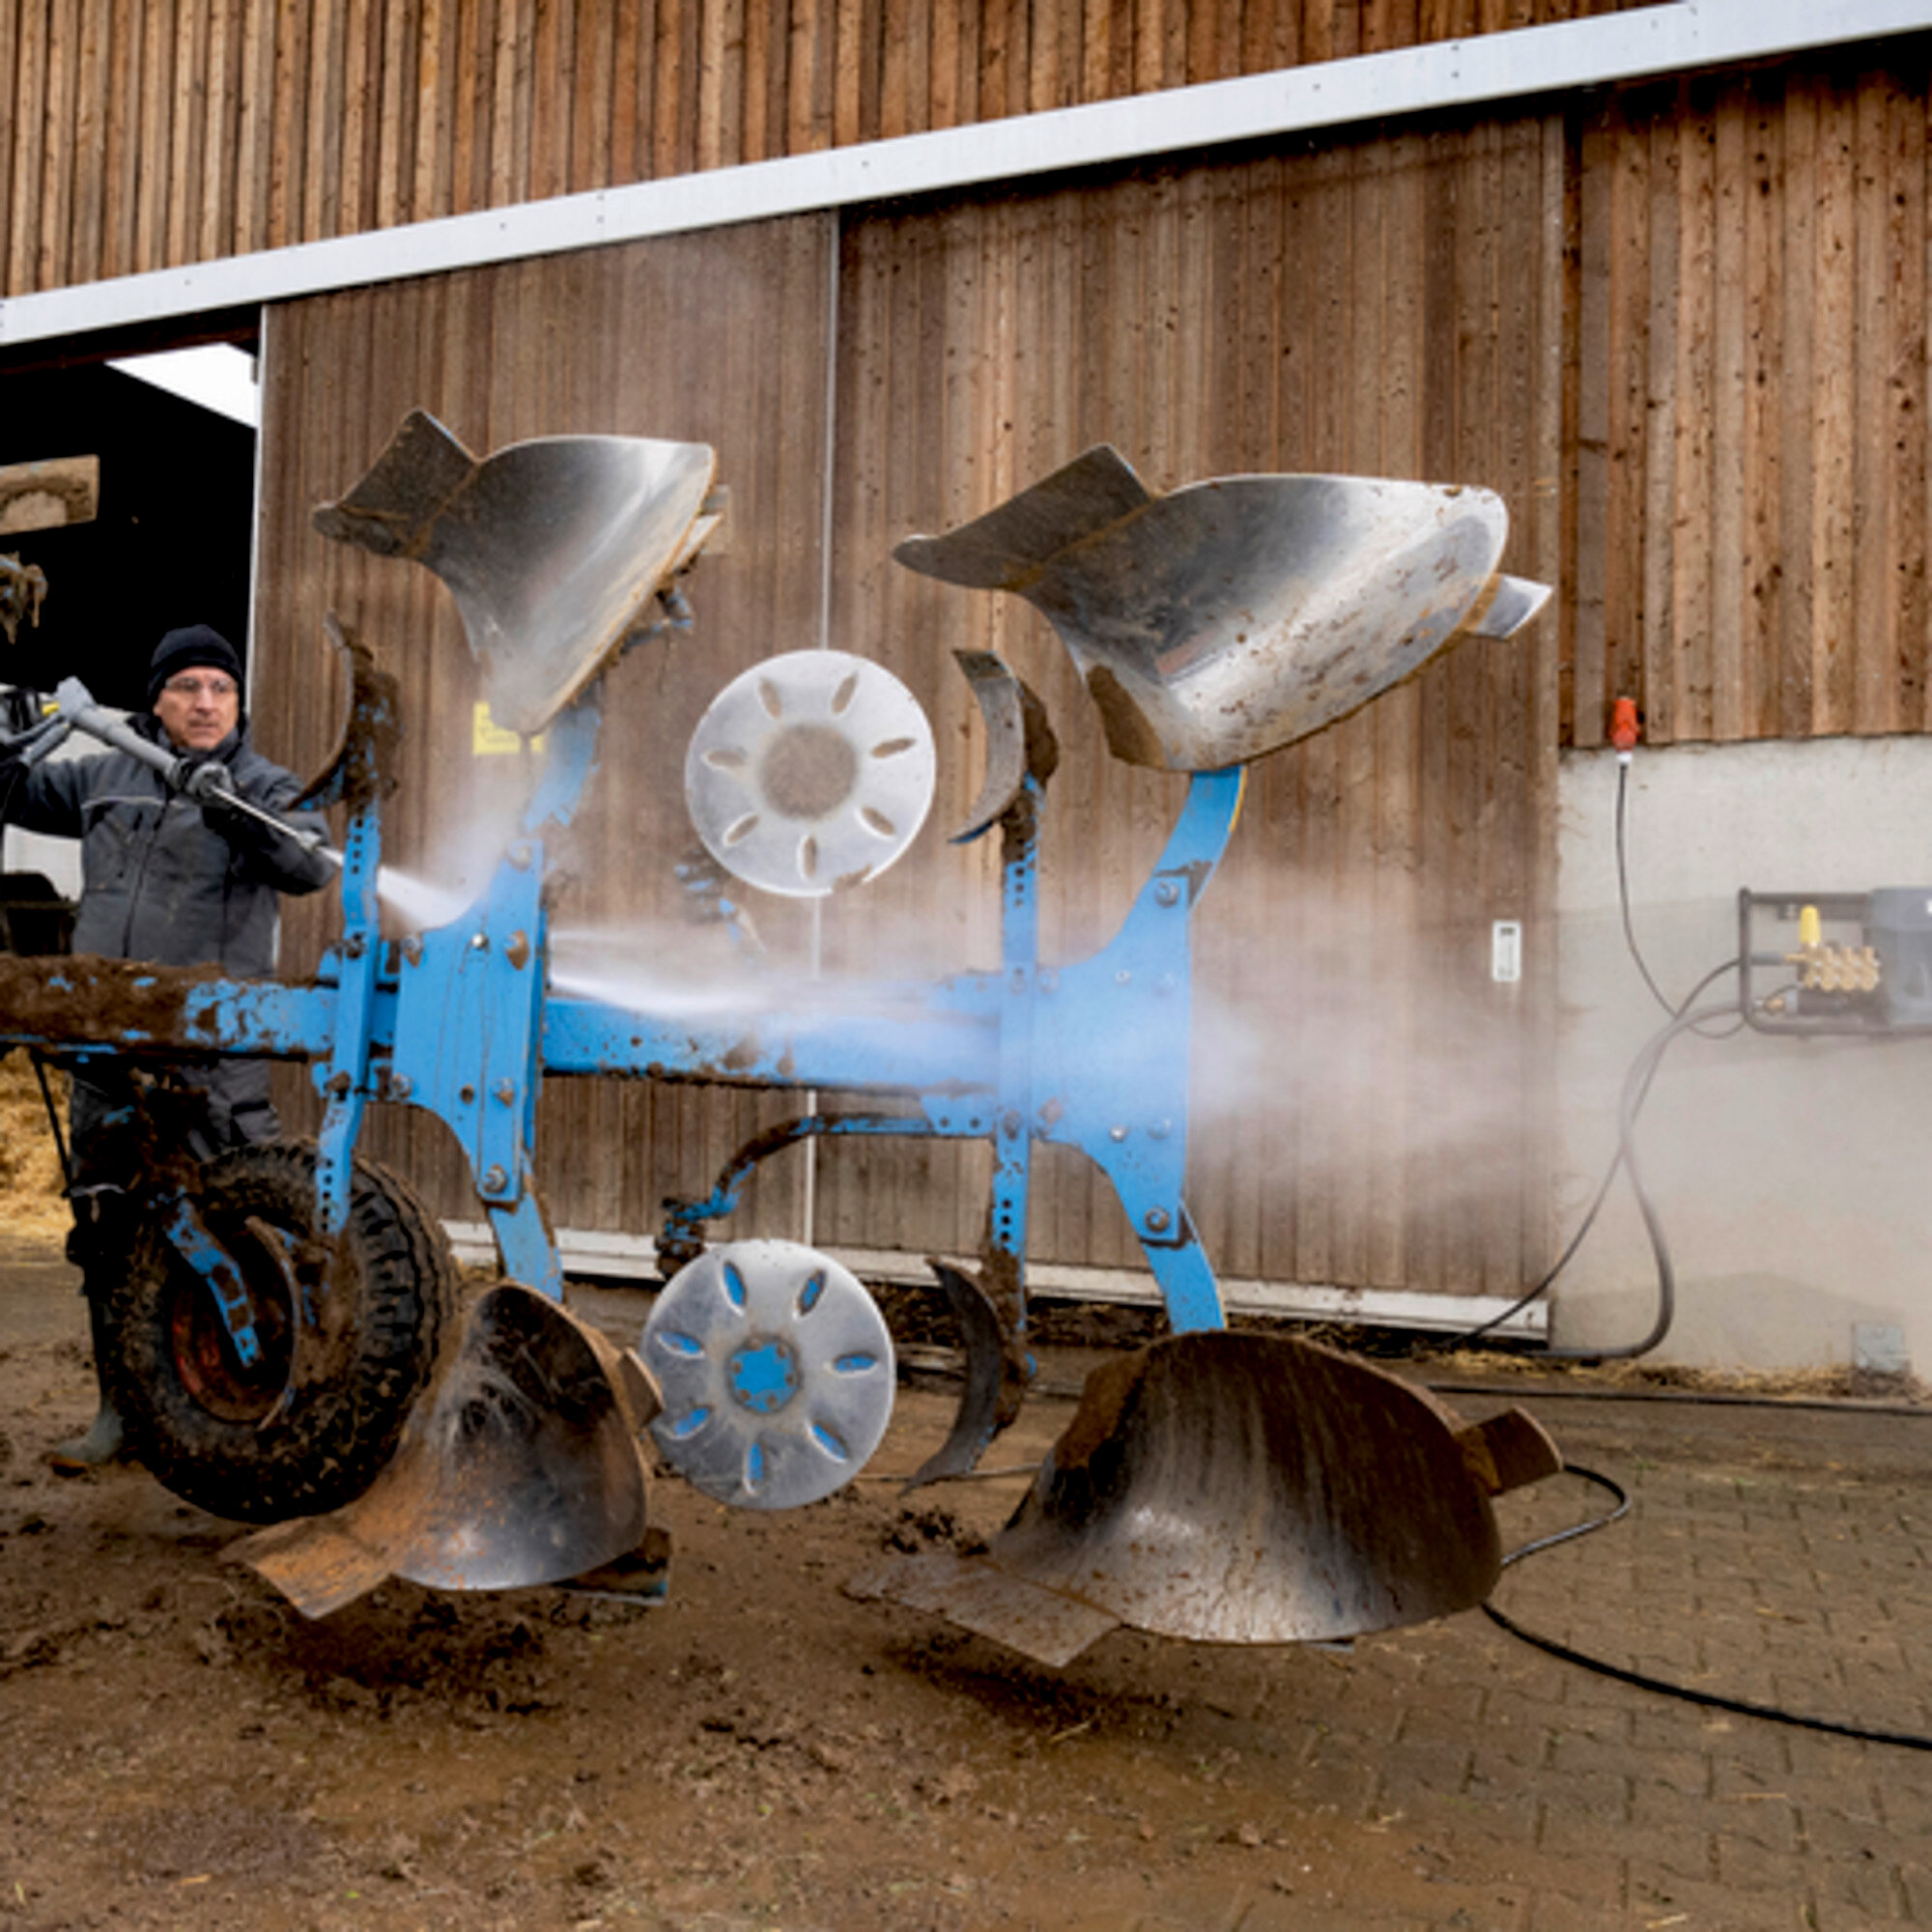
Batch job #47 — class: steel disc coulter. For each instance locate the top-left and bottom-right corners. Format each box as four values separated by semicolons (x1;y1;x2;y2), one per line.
683;650;937;896
641;1240;897;1509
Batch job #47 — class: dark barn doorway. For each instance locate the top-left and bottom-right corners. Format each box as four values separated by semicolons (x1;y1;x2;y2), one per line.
1;356;256;710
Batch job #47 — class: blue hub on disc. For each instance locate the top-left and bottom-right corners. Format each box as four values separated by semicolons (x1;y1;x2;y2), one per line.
727;1337;800;1414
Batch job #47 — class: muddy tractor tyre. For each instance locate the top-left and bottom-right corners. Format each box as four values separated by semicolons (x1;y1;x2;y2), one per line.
110;1141;453;1525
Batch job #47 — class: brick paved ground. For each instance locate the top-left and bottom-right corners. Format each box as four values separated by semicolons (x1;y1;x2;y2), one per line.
1107;1386;1932;1932
887;1372;1932;1931
5;1243;1930;1930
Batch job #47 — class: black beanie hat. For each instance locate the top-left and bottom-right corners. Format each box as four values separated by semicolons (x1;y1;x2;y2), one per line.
148;626;243;706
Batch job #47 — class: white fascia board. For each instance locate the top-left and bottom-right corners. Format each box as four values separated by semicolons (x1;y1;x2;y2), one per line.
442;1222;1549;1338
3;0;1929;349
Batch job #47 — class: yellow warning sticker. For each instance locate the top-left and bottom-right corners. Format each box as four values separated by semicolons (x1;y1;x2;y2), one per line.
472;702;542;756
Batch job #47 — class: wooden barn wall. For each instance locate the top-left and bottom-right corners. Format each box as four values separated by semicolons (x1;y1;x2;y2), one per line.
254;216;837;1236
0;0;1658;300
255;105;1564;1299
821;117;1564;1294
1568;45;1932;748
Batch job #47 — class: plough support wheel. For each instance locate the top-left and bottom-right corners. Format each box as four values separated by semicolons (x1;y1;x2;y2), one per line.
112;1141;452;1526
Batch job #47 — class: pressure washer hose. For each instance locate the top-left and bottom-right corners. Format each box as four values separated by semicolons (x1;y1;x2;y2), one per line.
1485;1462;1932;1751
1531;998;1720;1363
1445;957;1792;1361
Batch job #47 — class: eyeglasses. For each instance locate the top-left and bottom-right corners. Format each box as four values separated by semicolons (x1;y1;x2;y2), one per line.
162;675;238;699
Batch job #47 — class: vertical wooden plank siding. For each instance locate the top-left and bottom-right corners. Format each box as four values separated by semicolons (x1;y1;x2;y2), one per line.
1739;68;1782;738
1565;48;1932;747
7;0;47;295
66;0;107;284
250;119;1558;1293
162;0;208;271
0;7;14;291
256;218;834;1240
1810;71;1857;735
1663;86;1704;746
827;114;1564;1293
1777;73;1817;738
1707;80;1746;742
36;0;76;290
1889;74;1928;733
0;0;1667;298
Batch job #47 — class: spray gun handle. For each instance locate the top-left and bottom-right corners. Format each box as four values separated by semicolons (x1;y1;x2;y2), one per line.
49;677;191;789
7;712;73;768
181;758;234;805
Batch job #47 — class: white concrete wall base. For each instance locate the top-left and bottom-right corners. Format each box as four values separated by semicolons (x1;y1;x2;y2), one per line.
1556;736;1932;1375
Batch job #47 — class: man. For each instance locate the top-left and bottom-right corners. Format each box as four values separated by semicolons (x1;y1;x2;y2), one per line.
2;625;332;1466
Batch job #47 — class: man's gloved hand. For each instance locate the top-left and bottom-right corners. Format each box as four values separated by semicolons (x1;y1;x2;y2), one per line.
181;758;235;805
182;759;250;840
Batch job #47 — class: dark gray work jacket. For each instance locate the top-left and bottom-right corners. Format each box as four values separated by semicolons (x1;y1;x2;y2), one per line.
8;712;331;975
6;712;332;1165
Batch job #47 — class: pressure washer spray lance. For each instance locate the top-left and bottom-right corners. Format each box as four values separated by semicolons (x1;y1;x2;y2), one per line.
11;677;343;867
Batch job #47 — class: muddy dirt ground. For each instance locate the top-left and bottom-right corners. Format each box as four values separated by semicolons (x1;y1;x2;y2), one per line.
5;1231;1931;1932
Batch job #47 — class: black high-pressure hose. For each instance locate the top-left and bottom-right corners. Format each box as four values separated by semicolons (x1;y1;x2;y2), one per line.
1439;737;1813;1360
1534;994;1731;1363
1616;755;1746;1041
1458;762;1932;1746
1615;757;1675;1019
1485;1465;1932;1751
1441;958;1784;1359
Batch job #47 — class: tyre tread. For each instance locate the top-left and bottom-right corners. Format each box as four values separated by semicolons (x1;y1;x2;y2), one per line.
111;1141;455;1523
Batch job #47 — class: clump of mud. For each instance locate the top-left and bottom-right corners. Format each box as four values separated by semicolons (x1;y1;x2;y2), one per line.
883;1504;987;1558
0;1052;68;1236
